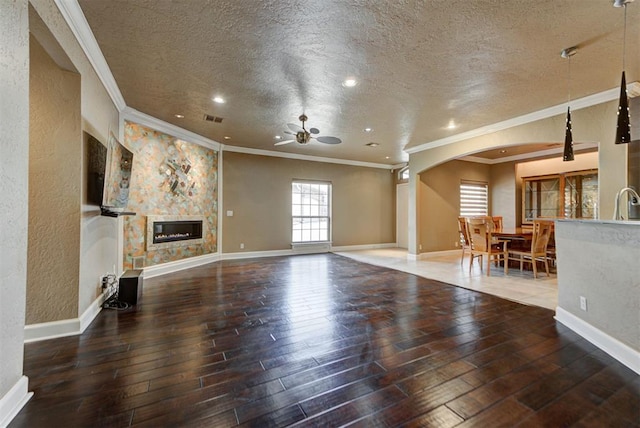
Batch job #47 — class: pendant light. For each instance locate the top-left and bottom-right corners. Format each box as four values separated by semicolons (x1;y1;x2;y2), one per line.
614;0;632;144
561;47;577;161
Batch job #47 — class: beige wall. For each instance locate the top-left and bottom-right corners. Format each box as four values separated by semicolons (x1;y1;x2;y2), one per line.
0;0;29;401
29;1;121;319
223;152;395;252
27;36;81;324
418;160;490;252
490;162;517;229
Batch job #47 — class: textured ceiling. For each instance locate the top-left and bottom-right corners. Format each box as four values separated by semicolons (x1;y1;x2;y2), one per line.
77;0;639;165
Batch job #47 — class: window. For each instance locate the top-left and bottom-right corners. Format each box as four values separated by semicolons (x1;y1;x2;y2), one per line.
460;181;488;216
292;181;331;243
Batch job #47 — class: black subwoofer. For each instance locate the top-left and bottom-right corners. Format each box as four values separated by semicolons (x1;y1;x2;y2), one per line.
119;269;143;305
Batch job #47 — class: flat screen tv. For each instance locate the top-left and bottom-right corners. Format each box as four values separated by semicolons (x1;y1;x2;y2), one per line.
87;133;134;213
87;134;107;206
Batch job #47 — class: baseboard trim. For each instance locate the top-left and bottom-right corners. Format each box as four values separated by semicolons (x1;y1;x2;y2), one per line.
79;291;110;333
405;249;460;261
0;376;32;428
143;253;220;279
220;249;295;260
555;307;640;375
417;249;460;259
331;243;397;251
24;318;80;343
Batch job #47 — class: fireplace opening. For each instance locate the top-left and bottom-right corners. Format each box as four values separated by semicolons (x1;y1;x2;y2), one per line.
153;220;203;244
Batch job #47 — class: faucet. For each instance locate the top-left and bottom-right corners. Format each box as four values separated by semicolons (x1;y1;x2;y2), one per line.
613;187;640;220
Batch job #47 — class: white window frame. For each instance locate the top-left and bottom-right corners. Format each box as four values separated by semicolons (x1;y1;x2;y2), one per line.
460;180;488;217
291;180;332;244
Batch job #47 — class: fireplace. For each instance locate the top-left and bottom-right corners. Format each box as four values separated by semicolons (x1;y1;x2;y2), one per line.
153;220;202;244
146;215;206;250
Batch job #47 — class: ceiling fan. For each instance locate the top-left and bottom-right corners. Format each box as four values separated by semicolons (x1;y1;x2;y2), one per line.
275;114;342;146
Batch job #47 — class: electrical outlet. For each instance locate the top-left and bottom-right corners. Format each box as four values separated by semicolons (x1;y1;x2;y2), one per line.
579;296;587;311
240;243;244;249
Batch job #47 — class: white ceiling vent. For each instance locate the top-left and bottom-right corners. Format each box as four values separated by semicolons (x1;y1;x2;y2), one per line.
203;114;223;123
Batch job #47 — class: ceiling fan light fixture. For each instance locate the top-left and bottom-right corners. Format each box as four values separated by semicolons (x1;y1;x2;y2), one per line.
275;114;342;146
613;0;633;7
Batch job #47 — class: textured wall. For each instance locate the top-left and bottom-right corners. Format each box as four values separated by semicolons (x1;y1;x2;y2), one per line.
222;152;395;252
418;160;491;252
27;36;81;324
556;220;640;351
123;121;218;269
490;162;517;229
0;0;29;401
29;0;121;321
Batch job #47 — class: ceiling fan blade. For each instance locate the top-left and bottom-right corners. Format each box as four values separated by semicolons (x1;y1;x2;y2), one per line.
309;127;320;135
287;123;303;133
316;136;342;145
283;130;295;135
274;139;295;146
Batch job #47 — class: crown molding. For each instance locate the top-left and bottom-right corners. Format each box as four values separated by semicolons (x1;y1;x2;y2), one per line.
54;0;126;111
121;107;221;151
222;145;394;169
405;84;638;155
461;142;599;165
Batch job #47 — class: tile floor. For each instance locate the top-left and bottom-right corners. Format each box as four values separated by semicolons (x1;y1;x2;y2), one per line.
334;248;558;310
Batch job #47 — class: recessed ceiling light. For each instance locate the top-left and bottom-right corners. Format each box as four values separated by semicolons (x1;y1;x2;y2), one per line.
364;127;373;133
447;120;457;129
343;78;358;87
385;156;390;159
213;96;225;104
366;142;379;147
174;114;184;119
275;135;282;140
223;136;231;140
499;149;507;154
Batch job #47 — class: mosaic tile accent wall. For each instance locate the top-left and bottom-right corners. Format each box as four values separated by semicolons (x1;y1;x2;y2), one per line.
122;121;218;269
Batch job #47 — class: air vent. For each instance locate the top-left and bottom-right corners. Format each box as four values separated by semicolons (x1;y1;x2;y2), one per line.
203;114;224;123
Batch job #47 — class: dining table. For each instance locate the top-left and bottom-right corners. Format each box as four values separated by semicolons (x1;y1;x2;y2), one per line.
493;227;533;252
493;227;533;240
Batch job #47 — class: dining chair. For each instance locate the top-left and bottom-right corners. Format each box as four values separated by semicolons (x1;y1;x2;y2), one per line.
507;219;553;278
491;216;503;231
457;216;472;265
466;216;508;277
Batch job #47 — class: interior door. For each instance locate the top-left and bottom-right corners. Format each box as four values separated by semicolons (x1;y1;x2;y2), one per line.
396;183;408;248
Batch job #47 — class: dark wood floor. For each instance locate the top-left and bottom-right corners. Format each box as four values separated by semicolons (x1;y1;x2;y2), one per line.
11;254;639;427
